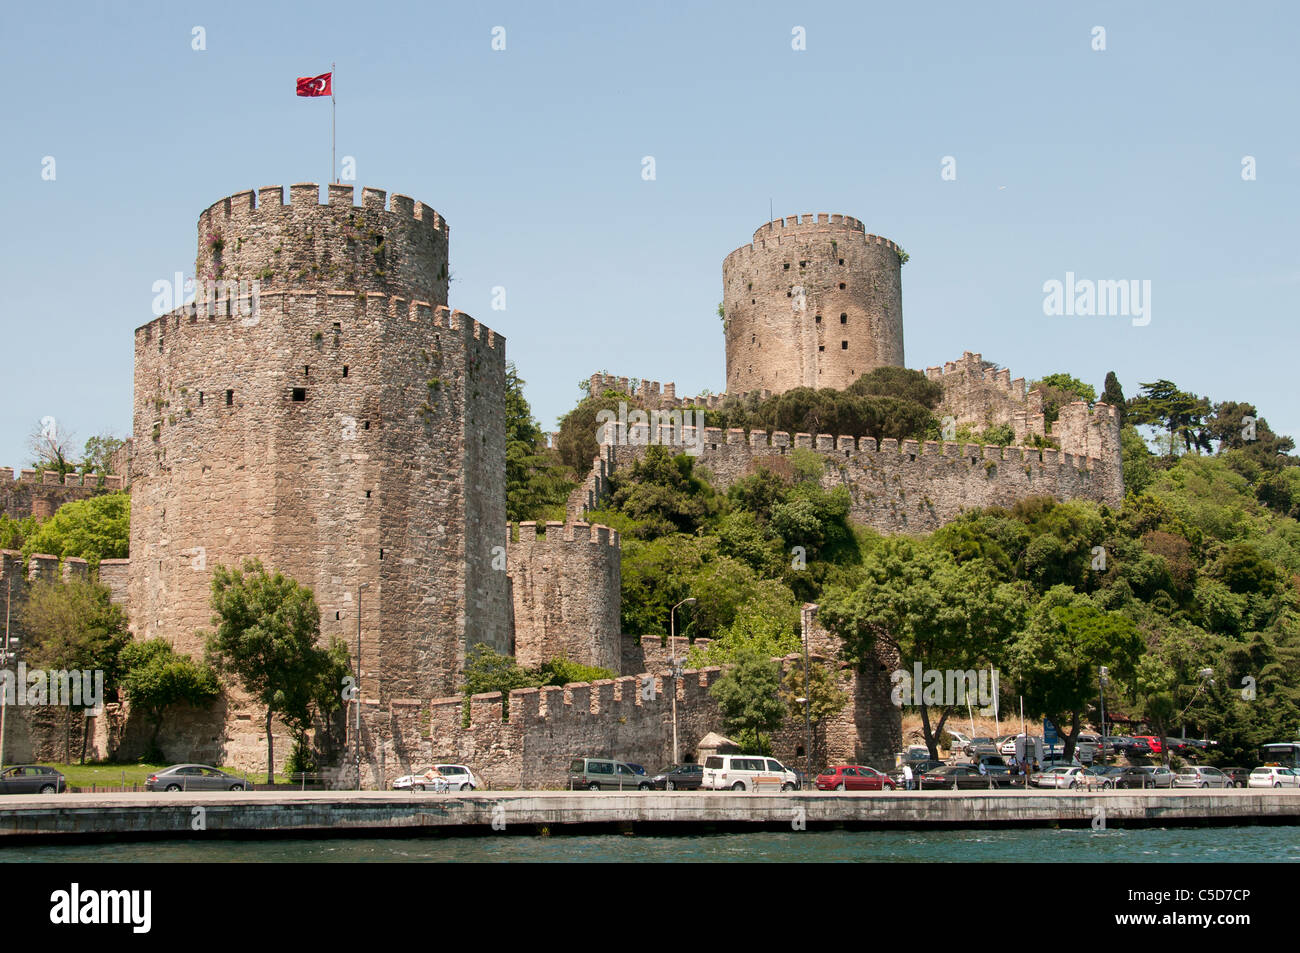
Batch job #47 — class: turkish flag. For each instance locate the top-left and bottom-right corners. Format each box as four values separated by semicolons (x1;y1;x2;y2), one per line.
296;72;332;97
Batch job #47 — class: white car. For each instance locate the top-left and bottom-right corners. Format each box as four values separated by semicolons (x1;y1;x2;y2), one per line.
1247;766;1300;789
701;754;799;791
393;764;481;791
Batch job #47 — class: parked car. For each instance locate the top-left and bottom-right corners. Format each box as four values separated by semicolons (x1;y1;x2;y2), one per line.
626;763;647;776
816;765;896;792
701;754;798;791
963;737;999;758
146;764;249;792
1220;767;1250;788
919;764;1023;790
1114;766;1175;789
1029;766;1112;790
890;760;945;788
1173;766;1233;789
392;764;481;791
1248;766;1300;789
0;765;66;795
568;758;652;791
648;763;704;791
1132;736;1164;755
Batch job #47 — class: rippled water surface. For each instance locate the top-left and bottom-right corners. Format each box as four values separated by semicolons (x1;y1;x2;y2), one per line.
4;826;1297;862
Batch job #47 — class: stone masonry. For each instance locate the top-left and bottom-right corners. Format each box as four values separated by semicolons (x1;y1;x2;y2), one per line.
129;184;508;707
723;214;905;395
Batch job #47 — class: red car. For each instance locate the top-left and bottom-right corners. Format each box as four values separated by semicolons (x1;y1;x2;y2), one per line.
1132;735;1164;754
815;765;896;791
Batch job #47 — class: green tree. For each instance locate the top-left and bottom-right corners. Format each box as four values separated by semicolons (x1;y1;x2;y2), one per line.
119;639;221;759
461;644;541;720
780;659;849;769
21;492;129;567
203;559;350;783
606;446;721;539
80;434;126;476
504;363;575;521
1127;380;1213;457
1031;373;1097;426
1009;592;1143;761
709;647;786;755
18;577;132;762
1102;371;1126;426
819;539;1025;758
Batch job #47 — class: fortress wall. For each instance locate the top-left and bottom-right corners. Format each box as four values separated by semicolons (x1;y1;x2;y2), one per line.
507;521;622;672
354;648;902;789
600;429;1120;534
0;468;125;521
927;351;1046;444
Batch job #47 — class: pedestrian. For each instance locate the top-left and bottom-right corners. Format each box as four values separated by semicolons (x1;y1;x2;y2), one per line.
978;760;988;776
902;763;913;791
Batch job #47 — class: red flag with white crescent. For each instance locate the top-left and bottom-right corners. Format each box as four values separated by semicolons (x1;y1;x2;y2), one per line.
296;72;332;97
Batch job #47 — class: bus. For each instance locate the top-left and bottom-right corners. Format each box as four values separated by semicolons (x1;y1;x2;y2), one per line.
1258;742;1300;769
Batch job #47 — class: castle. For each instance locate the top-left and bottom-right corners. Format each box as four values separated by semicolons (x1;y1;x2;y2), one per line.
574;213;1123;526
0;201;1122;783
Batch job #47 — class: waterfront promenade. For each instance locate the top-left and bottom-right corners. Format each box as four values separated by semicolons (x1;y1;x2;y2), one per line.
1;789;1297;842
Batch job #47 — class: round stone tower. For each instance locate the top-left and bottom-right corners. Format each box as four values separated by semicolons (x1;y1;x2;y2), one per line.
130;184;508;713
722;214;905;395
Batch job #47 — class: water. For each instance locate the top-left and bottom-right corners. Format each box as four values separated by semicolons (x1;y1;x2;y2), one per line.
3;826;1297;862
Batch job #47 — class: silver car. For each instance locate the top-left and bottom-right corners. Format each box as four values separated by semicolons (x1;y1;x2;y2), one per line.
146;764;250;791
1173;766;1233;789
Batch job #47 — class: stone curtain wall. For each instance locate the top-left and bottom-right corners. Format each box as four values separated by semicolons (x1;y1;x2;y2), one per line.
0;551;132;764
723;214;905;395
0;469;124;521
927;351;1047;445
507;521;622;672
587;424;1121;534
358;658;901;789
195;184;449;305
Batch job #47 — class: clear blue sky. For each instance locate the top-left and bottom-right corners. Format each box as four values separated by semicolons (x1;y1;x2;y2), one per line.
1;1;1296;467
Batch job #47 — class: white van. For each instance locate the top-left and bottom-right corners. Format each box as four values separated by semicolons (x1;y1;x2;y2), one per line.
701;754;798;791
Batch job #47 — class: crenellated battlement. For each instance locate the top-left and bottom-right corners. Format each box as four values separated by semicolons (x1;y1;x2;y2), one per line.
926;351;1033;402
134;292;503;352
194;183;450;305
587;372;728;409
198;184;449;233
509;520;620;549
723;213;901;268
0;467;126;522
0;468;123;490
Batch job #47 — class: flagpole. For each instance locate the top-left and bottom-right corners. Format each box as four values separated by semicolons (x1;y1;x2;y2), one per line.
331;62;337;184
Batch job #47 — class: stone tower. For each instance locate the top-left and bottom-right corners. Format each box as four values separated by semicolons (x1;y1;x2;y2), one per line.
129;183;508;705
722;214;905;395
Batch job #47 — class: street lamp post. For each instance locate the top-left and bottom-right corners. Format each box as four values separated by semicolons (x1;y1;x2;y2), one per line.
355;581;369;791
1098;666;1109;768
0;574;12;771
669;598;696;766
801;603;818;789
